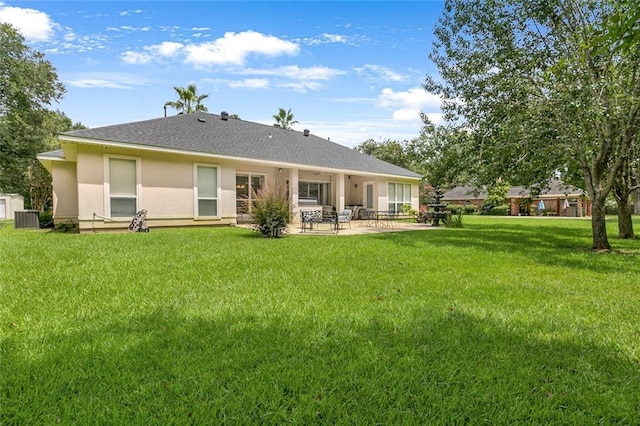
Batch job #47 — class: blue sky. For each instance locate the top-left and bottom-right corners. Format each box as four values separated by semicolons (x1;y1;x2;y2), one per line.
1;1;444;147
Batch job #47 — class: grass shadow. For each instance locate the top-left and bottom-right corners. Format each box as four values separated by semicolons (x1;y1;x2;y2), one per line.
367;219;639;274
2;306;638;424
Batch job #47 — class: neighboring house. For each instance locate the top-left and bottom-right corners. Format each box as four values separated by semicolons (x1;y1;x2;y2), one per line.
442;181;592;217
0;194;24;220
37;112;421;231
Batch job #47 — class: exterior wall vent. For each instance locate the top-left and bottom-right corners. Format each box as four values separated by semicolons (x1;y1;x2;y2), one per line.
220;111;229;120
303;129;310;137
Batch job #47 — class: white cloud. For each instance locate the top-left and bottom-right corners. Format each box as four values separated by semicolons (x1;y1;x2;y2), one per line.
65;72;148;89
322;33;347;43
298;33;359;46
354;64;406;82
122;31;300;67
243;65;344;81
49;32;110;54
228;78;270;89
119;9;143;16
237;65;344;93
152;41;184;57
184;30;299;66
277;81;323;94
67;79;132;89
378;87;441;110
391;109;444;125
122;41;184;64
0;3;56;41
63;28;76;42
392;108;421;121
122;51;152;64
421;112;445;125
374;87;443;129
301;118;423;148
107;25;150;32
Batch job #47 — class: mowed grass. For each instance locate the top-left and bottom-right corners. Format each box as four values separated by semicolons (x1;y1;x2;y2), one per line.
1;216;639;424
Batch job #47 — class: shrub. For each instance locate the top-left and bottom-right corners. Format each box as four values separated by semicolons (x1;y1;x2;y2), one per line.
488;205;510;216
463;204;478;214
250;181;291;238
401;203;417;219
39;211;54;228
445;211;463;228
445;204;464;215
53;220;78;233
416;210;431;223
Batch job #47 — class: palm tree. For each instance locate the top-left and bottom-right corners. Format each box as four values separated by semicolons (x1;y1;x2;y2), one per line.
164;84;209;115
272;108;298;130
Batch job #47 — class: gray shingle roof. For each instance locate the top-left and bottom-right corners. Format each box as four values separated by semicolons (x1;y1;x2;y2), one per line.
60;112;421;178
37;149;65;159
443;181;585;201
442;185;487;200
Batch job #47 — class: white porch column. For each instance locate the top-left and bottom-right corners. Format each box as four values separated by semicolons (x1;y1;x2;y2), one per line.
335;173;345;211
289;168;299;220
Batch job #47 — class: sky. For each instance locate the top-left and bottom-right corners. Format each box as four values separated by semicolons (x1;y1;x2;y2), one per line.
1;1;445;147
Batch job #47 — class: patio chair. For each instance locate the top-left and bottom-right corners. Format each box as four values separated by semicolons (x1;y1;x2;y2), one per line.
360;209;376;227
338;209;352;229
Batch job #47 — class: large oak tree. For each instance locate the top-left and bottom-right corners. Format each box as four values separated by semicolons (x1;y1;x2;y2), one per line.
0;23;66;206
426;0;640;250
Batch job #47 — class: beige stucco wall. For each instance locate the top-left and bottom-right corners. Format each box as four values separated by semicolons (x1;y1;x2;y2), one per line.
51;161;78;222
76;149;105;225
57;141;420;230
73;145;288;230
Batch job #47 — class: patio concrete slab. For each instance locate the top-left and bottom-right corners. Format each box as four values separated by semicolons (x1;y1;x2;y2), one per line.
237;220;443;236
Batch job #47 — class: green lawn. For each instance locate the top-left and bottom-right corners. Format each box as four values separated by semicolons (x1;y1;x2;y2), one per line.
1;217;639;424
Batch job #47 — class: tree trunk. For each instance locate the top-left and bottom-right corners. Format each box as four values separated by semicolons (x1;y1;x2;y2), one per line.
616;198;635;239
591;198;611;251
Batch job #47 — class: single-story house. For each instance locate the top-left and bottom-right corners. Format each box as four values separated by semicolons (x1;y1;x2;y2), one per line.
37;112;421;231
442;181;591;217
0;194;24;220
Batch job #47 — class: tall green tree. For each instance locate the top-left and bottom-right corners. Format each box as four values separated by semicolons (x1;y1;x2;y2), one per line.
28;111;86;211
354;138;414;171
164;84;209;114
272;108;298;130
0;23;66;205
426;0;640;250
407;117;475;188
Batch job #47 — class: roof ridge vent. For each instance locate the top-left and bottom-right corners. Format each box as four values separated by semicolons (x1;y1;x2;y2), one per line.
303;129;310;137
220;111;229;121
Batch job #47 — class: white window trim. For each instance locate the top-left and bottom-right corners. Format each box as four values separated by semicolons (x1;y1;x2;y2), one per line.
387;182;412;213
103;154;141;221
236;172;266;213
193;162;221;218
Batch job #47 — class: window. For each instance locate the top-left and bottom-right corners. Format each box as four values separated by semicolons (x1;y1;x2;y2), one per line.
236;173;264;213
195;164;219;217
298;181;331;206
108;157;138;217
388;183;411;213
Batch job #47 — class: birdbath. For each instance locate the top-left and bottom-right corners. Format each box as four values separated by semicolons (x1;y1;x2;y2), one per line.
428;187;448;226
